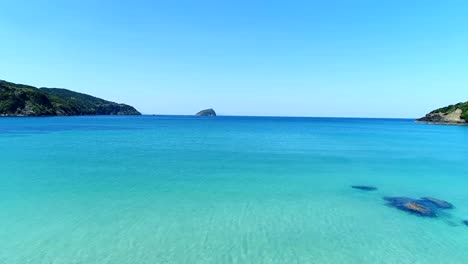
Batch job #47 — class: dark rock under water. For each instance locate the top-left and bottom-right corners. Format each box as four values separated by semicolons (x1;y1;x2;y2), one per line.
384;197;438;217
351;185;377;191
463;220;468;227
421;197;454;209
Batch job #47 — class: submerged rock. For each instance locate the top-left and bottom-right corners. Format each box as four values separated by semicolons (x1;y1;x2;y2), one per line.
421;197;454;209
463;220;468;227
351;185;377;191
405;202;434;217
383;197;437;217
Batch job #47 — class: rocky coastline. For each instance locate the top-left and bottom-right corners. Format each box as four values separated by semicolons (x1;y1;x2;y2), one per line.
416;104;467;126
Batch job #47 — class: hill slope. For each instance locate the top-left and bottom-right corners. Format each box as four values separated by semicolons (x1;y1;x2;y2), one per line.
0;80;140;116
417;102;468;125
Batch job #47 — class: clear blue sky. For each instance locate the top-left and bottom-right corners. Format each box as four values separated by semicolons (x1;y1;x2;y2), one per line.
1;0;467;117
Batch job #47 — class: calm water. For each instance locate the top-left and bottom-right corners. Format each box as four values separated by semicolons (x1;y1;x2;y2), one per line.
0;116;467;264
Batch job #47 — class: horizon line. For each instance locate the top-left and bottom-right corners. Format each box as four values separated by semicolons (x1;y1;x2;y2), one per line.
140;114;418;120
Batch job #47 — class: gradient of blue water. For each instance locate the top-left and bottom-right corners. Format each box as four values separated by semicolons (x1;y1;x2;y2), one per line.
0;116;467;264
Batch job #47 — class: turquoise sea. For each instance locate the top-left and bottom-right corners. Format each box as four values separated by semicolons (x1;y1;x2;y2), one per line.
0;116;467;264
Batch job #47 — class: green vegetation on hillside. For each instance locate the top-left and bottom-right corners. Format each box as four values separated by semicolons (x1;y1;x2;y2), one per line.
430;102;468;121
0;80;140;116
0;80;55;116
41;88;140;115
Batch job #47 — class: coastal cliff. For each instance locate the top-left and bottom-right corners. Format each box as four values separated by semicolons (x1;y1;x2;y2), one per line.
0;80;141;116
196;108;216;116
417;102;468;125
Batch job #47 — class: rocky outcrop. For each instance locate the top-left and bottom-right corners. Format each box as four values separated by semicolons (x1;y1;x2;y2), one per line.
417;109;466;125
417;102;468;125
195;108;216;116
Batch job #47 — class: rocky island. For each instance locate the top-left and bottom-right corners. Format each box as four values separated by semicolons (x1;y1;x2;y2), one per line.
0;80;141;116
417;102;468;125
195;108;216;116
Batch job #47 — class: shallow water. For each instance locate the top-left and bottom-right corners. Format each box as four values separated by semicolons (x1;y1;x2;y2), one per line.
0;116;467;264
